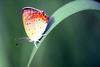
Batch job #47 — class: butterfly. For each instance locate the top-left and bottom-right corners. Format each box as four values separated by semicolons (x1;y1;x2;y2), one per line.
22;7;49;47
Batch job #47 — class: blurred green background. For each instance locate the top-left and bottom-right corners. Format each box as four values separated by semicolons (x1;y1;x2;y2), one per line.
0;0;100;67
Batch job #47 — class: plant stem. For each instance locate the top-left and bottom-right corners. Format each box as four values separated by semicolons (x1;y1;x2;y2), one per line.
27;1;100;67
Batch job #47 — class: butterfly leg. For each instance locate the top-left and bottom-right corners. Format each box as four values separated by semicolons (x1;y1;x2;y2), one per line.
43;33;47;37
34;41;38;48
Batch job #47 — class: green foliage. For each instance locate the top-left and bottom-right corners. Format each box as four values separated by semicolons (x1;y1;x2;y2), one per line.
28;1;100;67
0;0;100;67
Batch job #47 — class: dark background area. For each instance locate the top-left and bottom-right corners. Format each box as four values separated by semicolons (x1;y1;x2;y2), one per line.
95;0;100;2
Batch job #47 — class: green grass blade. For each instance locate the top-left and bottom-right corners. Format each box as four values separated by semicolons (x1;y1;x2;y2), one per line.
27;1;100;67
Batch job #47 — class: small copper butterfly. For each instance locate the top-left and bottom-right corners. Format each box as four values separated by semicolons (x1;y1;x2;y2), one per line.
22;7;49;47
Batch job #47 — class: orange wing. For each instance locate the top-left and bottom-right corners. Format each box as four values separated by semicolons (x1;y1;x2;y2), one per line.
22;7;49;42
